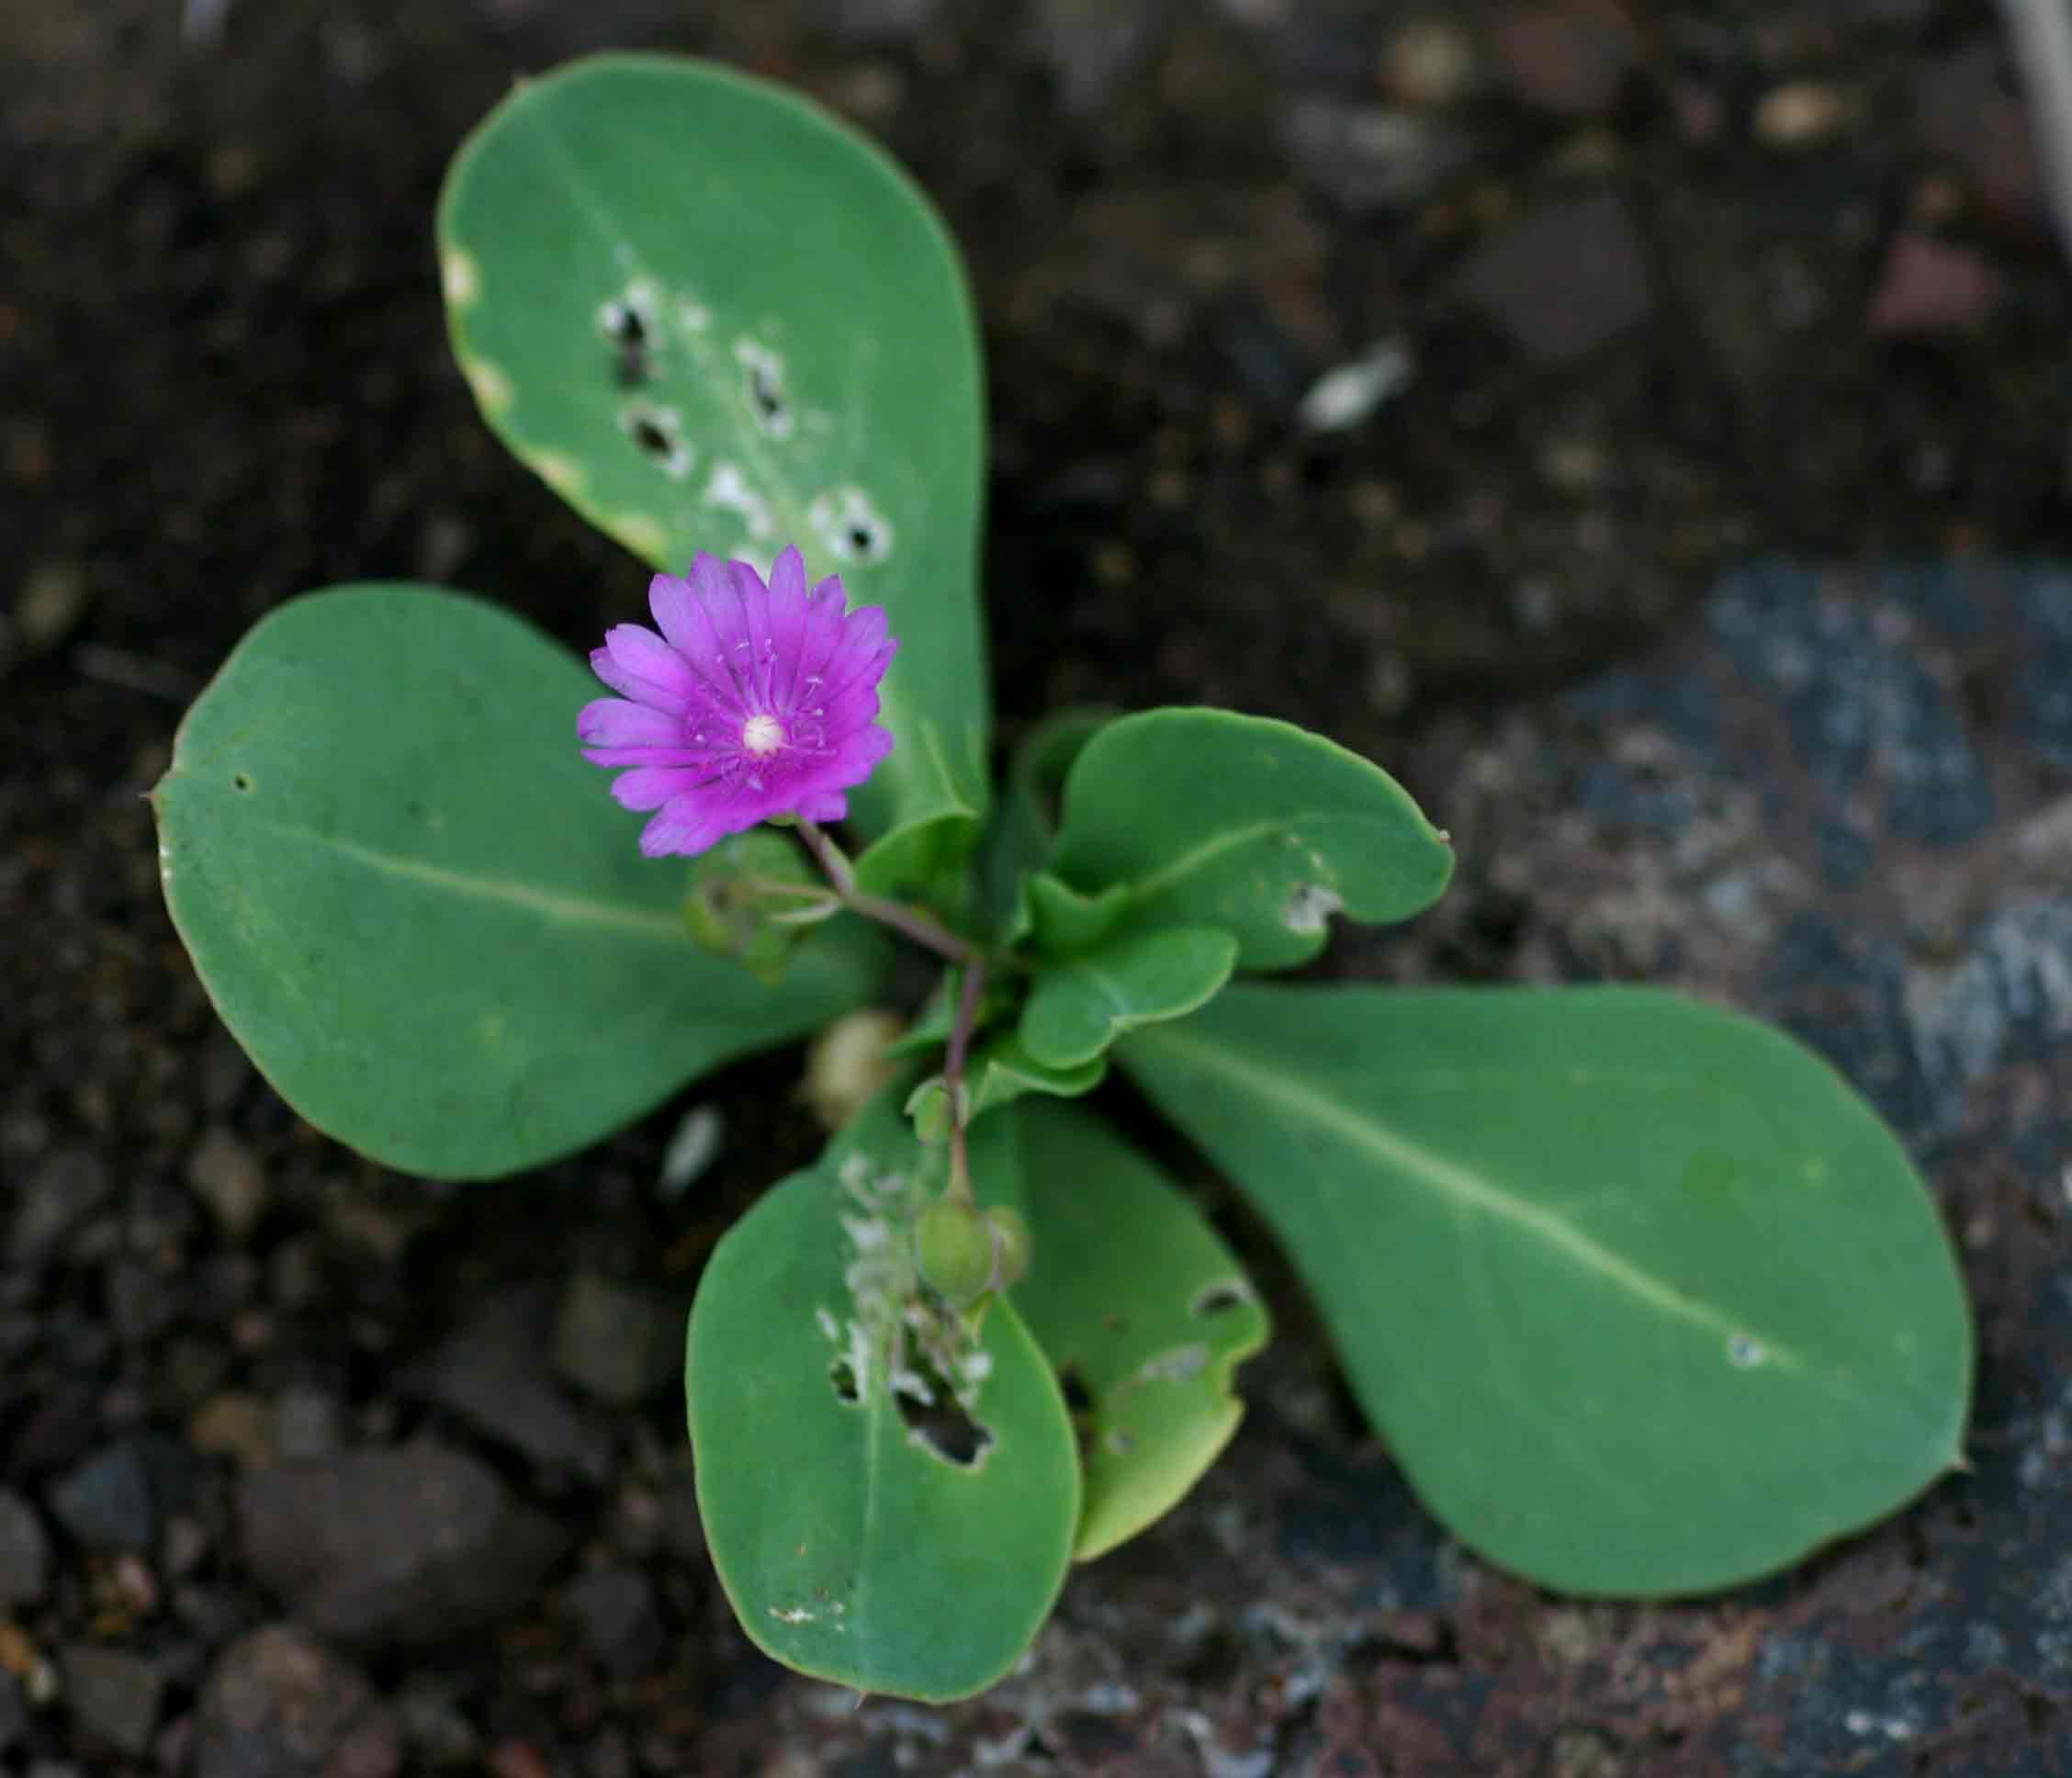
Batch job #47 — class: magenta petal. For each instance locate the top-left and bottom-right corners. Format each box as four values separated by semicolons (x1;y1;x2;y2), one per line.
646;573;705;660
610;766;709;812
640;796;723;859
581;745;714;768
577;698;681;748
601;625;703;704
796;789;849;823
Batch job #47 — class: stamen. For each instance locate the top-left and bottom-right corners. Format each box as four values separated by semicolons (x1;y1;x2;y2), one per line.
741;713;785;756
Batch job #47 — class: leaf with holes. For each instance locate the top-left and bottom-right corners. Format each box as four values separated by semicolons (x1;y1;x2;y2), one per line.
1047;708;1454;971
993;1100;1269;1560
1120;985;1973;1595
686;1091;1080;1701
438;54;989;892
152;585;885;1179
1019;926;1239;1070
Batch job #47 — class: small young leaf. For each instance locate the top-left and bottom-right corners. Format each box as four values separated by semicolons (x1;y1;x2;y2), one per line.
153;586;884;1179
1022;872;1131;955
995;1102;1269;1560
1047;708;1453;971
967;1032;1107;1119
438;54;989;888
977;708;1115;935
1120;985;1973;1596
1019;926;1239;1070
686;1093;1079;1701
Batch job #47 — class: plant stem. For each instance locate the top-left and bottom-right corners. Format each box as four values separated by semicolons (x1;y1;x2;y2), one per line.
794;820;969;965
941;954;987;1202
794;818;988;1195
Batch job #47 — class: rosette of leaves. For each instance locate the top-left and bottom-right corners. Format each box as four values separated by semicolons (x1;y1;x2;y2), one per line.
153;56;1972;1703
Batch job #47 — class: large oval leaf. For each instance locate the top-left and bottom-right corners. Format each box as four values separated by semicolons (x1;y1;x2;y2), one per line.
688;1095;1079;1701
999;1102;1270;1561
1047;709;1454;971
438;54;989;889
1120;985;1972;1595
153;586;884;1179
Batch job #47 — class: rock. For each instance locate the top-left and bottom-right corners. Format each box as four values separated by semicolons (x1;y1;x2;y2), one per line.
271;1386;343;1463
560;1567;668;1681
1459;190;1654;367
1752;81;1855;149
414;1286;611;1480
59;1646;163;1757
195;1625;400;1778
1382;18;1477;110
189;1393;276;1469
1867;232;2004;334
817;0;938;45
14;561;89;654
237;1441;570;1650
1028;0;1167;117
105;1256;179;1345
0;1491;51;1605
551;1272;682;1408
9;1145;111;1266
186;1126;268;1241
47;1435;190;1552
0;1672;27;1753
1915;39;2044;232
1282;97;1479;215
394;1677;480;1770
1492;2;1635;118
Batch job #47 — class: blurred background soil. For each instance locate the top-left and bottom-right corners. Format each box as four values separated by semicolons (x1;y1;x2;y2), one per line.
4;1;2070;1773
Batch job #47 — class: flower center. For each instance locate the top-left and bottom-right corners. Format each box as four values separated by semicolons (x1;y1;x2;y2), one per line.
740;713;785;757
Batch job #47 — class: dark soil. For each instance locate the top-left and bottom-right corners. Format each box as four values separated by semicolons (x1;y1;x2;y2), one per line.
6;1;2071;1773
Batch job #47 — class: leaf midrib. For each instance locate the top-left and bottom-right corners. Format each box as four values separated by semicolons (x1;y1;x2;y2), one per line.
265;822;689;942
1132;1020;1812;1374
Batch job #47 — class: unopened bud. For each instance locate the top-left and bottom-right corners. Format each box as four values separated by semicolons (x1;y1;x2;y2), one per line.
914;1197;997;1309
904;1076;957;1146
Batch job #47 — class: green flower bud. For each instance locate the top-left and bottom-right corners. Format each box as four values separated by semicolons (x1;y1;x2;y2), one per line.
914;1197;997;1309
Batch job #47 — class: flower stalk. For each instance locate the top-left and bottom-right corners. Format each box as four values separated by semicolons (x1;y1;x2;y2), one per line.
796;816;987;1198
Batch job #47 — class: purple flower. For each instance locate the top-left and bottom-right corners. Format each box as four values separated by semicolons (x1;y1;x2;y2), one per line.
579;546;897;858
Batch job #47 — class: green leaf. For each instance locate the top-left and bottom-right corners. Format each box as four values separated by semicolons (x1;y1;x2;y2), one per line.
153;586;884;1180
437;53;989;887
977;708;1114;937
686;1093;1079;1701
968;1033;1107;1119
995;1101;1269;1560
1019;927;1239;1070
1023;872;1131;955
1047;709;1454;971
1120;985;1973;1596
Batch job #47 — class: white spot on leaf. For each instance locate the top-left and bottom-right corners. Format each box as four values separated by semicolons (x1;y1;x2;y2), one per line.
1282;883;1344;935
809;486;895;565
735;338;794;439
704;462;775;540
461;356;512;414
619;401;693;478
1728;1333;1766;1368
1137;1344;1211;1385
441;248;479;306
